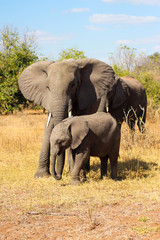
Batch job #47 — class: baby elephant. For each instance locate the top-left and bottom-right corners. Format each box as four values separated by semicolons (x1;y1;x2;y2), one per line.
50;112;121;184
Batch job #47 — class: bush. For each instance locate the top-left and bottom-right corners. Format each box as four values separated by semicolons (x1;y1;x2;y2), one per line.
135;72;160;106
112;64;130;77
58;47;86;61
0;26;38;114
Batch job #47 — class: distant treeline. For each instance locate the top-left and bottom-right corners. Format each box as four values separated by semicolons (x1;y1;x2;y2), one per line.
0;26;160;114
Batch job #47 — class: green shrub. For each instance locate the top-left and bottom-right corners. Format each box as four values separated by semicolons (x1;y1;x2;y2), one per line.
0;26;38;114
112;64;130;77
135;72;160;106
58;47;86;61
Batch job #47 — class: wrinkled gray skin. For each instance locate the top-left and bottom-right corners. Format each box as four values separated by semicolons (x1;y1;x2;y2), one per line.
98;76;147;132
18;58;115;179
50;112;121;184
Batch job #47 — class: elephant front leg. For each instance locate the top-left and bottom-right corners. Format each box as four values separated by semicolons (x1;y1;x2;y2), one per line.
34;115;54;178
71;150;89;185
67;148;75;172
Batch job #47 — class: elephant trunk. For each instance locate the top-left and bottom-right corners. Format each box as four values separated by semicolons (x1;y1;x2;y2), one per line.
52;98;72;125
51;153;62;180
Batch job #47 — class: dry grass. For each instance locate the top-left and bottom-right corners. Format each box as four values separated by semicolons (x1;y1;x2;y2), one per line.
0;108;160;209
0;108;160;239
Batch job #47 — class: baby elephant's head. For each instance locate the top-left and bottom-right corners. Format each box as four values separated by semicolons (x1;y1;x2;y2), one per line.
50;121;71;157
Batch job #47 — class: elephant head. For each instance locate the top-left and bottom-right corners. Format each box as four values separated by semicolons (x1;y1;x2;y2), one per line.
18;58;115;179
18;60;81;125
50;118;89;180
110;77;129;110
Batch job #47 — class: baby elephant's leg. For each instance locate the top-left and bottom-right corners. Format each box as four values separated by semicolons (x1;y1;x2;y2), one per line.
71;151;89;185
67;148;75;172
100;156;108;179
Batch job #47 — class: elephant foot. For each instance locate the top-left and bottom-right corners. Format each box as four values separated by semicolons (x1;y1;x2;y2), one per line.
71;178;81;185
79;169;87;182
34;169;51;178
111;174;117;180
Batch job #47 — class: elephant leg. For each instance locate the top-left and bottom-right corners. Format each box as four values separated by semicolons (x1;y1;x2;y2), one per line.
34;115;54;178
100;156;108;179
84;157;90;172
110;155;118;180
67;148;75;172
79;167;87;182
71;150;89;185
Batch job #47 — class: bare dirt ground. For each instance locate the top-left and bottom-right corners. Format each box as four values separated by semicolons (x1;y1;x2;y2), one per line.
1;197;160;240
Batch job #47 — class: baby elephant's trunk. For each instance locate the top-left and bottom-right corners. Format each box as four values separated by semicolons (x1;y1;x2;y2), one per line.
51;155;62;180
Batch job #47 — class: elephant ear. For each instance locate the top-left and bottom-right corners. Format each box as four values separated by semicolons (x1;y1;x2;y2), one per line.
76;58;115;110
18;61;54;111
111;77;130;109
69;117;89;150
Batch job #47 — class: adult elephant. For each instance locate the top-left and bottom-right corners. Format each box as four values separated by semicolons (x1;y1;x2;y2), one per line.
98;76;147;132
82;75;147;173
18;58;116;179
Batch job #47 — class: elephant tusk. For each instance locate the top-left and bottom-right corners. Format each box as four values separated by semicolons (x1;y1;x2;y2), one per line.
68;110;72;118
106;107;109;113
46;112;51;127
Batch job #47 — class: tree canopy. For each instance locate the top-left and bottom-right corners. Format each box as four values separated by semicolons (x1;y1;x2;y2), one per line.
0;26;38;114
58;47;86;61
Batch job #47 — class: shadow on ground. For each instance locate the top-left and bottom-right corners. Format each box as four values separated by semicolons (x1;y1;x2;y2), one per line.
90;157;158;180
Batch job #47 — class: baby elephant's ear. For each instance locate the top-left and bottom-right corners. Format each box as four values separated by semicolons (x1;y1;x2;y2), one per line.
69;118;89;150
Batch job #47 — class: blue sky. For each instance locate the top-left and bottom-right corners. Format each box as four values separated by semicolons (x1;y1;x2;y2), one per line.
0;0;160;62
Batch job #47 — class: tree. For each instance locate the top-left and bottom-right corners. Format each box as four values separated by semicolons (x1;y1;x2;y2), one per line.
0;26;39;114
109;45;137;75
58;47;86;61
149;52;160;75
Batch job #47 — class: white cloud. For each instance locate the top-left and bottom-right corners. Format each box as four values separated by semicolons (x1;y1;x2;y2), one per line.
89;14;160;24
102;0;160;5
27;31;70;44
63;8;90;14
85;25;104;31
71;8;90;13
68;8;90;13
116;35;160;45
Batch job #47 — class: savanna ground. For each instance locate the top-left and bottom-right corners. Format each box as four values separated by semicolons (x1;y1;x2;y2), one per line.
0;106;160;240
